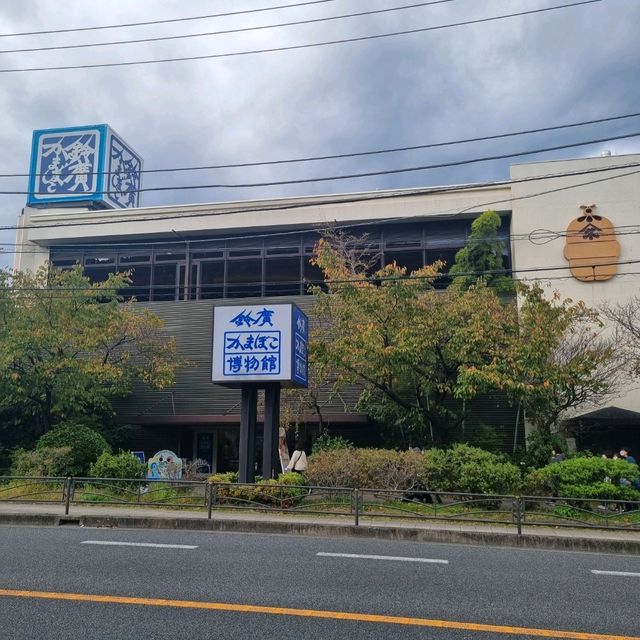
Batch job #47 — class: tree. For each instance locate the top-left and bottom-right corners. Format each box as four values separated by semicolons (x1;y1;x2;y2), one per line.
449;210;515;294
602;296;640;376
310;231;518;446
0;265;180;439
462;284;624;434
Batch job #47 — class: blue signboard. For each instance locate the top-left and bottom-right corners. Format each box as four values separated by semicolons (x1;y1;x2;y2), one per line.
27;124;143;209
212;304;308;388
292;305;308;386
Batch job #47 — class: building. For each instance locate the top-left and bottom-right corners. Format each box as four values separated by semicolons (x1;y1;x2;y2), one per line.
14;130;640;466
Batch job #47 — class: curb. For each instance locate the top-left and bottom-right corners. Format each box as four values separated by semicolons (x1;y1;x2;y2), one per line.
2;512;639;554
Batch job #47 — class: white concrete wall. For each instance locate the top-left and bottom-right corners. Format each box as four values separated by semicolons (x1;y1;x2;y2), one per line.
510;153;640;415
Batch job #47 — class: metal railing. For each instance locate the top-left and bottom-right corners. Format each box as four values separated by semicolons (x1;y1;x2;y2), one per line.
1;476;639;535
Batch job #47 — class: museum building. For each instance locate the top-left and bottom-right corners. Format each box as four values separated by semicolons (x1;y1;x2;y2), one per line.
13;125;640;469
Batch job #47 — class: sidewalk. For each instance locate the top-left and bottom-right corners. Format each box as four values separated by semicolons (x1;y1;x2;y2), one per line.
2;501;639;554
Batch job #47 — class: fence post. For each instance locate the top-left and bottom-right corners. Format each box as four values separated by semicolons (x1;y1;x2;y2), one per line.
64;477;72;515
354;488;360;527
513;496;523;537
207;483;216;520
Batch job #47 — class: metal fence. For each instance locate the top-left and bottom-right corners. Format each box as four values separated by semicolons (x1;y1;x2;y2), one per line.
1;476;639;534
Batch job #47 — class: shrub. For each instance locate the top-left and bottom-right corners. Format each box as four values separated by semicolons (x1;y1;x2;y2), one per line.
419;444;521;495
516;430;568;470
207;471;307;506
89;451;146;488
305;448;422;490
524;457;640;501
37;421;111;476
11;447;73;477
311;434;353;454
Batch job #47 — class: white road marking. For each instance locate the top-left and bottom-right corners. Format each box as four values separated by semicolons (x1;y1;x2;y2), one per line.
591;570;640;578
316;552;448;564
81;541;198;549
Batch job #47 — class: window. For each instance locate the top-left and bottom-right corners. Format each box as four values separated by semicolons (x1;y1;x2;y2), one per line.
383;250;424;274
124;265;151;301
265;256;301;296
199;261;225;300
152;264;179;301
226;259;262;298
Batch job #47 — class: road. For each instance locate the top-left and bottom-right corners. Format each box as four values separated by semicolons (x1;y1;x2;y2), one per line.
0;525;638;639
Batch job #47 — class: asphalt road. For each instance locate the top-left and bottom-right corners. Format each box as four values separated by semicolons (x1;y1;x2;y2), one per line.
0;525;638;639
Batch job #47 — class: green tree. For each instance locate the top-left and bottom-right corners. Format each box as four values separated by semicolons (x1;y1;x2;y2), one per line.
461;284;622;434
310;232;518;446
449;210;515;294
0;265;180;438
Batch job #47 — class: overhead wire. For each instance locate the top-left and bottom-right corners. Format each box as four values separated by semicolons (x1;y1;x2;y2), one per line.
4;111;639;180
2;257;640;293
0;0;602;73
0;0;342;38
0;1;455;55
5;160;640;232
7;130;640;196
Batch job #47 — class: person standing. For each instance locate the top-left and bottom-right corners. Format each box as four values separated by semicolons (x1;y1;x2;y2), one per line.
286;440;307;475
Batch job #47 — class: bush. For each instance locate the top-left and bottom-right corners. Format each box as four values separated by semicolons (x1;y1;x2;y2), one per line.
89;451;146;488
516;430;568;470
305;448;422;490
419;444;521;495
11;447;73;477
37;421;111;476
207;471;307;506
524;457;640;501
311;434;353;454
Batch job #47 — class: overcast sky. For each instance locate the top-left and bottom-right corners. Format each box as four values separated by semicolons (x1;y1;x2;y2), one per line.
1;0;639;268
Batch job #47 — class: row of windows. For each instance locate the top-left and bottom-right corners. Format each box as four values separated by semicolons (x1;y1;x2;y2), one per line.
50;220;511;301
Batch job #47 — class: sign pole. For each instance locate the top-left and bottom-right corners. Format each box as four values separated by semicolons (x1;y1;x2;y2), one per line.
263;383;281;479
238;386;257;483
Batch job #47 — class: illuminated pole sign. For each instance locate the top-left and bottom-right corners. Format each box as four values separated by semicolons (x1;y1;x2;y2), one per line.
212;304;308;387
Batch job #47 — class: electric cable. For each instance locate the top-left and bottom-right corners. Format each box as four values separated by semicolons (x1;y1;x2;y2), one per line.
0;1;602;74
7;130;640;196
0;1;455;55
4;161;640;232
0;0;341;38
5;110;638;180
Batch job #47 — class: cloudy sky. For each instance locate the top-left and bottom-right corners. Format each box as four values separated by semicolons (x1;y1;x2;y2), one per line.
1;0;639;268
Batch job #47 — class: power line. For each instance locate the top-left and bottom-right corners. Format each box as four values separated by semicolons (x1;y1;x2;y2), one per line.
5;161;640;232
0;0;341;38
0;1;602;73
9;130;640;196
0;1;455;55
5;111;639;180
2;257;640;292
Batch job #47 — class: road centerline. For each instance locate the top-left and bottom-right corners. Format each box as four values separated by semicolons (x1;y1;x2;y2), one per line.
0;588;636;640
316;552;448;564
591;570;640;578
81;540;198;550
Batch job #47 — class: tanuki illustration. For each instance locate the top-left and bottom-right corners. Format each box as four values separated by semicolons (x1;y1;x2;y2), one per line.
563;204;620;281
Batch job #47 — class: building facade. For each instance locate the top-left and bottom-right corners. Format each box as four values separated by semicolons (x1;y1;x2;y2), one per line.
14;150;640;465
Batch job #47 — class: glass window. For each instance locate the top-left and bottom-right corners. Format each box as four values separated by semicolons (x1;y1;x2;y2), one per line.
265;257;301;296
228;249;261;258
226;259;262;298
85;255;115;265
123;265;151;302
384;249;425;274
119;253;150;264
427;247;461;289
155;252;185;262
51;257;81;267
152;264;179;301
193;250;223;260
303;258;326;292
83;266;116;284
199;261;225;300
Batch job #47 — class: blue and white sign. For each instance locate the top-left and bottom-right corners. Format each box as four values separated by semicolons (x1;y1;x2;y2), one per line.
27;124;143;209
212;304;309;387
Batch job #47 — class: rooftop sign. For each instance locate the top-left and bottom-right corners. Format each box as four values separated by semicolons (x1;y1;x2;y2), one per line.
212;304;308;388
27;124;143;209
